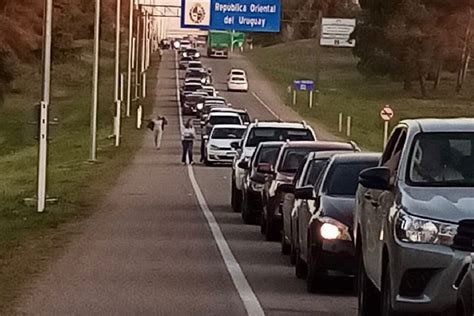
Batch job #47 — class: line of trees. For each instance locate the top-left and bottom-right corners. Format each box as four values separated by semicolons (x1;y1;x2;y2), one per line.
353;0;474;96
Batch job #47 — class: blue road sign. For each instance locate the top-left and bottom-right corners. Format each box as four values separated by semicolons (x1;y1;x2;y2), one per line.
293;80;315;91
210;0;281;33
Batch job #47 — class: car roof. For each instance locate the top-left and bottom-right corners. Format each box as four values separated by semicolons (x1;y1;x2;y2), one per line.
401;118;474;133
257;141;285;149
210;107;247;113
280;141;319;149
211;124;247;129
248;121;312;129
330;152;382;163
283;141;355;150
308;150;353;160
209;112;240;117
184;82;202;86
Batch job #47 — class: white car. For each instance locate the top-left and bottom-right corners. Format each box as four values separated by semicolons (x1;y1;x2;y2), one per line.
179;40;192;50
205;125;247;165
227;75;249;92
228;68;247;79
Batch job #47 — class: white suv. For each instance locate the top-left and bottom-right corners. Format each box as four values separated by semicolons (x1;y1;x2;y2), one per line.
230;121;317;212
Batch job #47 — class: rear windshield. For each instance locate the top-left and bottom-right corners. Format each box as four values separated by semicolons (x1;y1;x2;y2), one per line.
325;161;379;196
209;116;241;125
184;85;202;91
211;128;245;140
255;146;281;167
278;148;315;173
246;127;314;147
408;133;474;186
180;57;192;61
231;77;245;81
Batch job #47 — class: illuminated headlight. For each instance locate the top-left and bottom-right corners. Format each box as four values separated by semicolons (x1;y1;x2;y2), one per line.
200;78;206;84
209;144;220;150
319;217;351;241
195;52;200;58
183;52;188;57
196;103;204;110
395;210;458;246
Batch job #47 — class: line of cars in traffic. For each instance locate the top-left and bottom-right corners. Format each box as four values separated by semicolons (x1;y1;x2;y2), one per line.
177;44;474;315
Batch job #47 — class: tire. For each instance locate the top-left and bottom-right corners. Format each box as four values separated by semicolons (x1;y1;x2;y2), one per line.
281;234;290;255
241;191;254;224
204;159;213;166
260;209;266;235
357;249;381;316
290;243;297;265
307;235;324;293
231;178;242;213
265;216;279;241
295;248;307;279
381;265;395;316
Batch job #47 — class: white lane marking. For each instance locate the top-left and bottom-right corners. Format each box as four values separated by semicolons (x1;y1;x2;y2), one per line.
174;51;265;316
251;92;280;120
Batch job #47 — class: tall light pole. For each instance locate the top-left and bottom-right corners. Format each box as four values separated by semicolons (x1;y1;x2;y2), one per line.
114;0;122;147
134;7;141;101
125;0;134;117
37;0;54;213
90;0;101;162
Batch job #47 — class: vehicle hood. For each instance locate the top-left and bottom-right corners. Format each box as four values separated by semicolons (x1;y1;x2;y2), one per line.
400;185;474;223
208;139;237;149
320;195;355;228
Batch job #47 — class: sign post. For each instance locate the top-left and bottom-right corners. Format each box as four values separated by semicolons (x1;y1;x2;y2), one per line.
380;105;394;148
293;80;315;108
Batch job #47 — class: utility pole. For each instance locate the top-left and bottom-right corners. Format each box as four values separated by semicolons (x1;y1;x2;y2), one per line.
90;0;101;162
126;0;134;117
135;7;141;101
37;0;54;213
114;0;122;147
314;10;323;105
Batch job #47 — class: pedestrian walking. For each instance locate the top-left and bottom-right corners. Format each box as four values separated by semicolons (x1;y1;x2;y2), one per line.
181;118;196;165
147;115;168;149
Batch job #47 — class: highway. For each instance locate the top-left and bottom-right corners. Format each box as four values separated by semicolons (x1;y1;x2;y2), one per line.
16;51;356;315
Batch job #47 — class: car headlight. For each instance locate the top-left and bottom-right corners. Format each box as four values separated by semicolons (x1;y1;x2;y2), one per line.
195;53;200;58
196;103;204;110
395;210;458;246
200;78;206;84
319;217;351;241
209;144;219;150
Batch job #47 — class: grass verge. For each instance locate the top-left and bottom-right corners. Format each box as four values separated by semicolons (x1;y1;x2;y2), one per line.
0;42;157;313
246;40;474;151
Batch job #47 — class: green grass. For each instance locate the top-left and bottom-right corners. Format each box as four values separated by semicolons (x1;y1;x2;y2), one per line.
246;40;474;151
0;42;155;313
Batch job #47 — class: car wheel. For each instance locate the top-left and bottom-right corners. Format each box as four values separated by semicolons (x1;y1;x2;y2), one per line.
295;247;307;279
281;233;290;255
357;248;381;316
241;191;254;224
260;208;267;235
204;158;212;166
381;264;395;316
265;215;279;241
231;178;242;213
290;242;297;265
307;233;324;293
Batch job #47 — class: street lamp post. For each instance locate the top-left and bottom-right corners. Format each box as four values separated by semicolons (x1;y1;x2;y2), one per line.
37;0;54;213
126;0;134;117
114;0;122;147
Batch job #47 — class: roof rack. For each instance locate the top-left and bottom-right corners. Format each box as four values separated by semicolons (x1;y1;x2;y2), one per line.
301;120;308;128
254;119;259;126
349;141;361;152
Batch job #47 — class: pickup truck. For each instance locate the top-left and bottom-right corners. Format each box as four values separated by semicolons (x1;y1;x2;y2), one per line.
354;118;474;316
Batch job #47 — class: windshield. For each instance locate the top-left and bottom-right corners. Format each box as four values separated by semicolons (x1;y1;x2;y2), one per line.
325;161;380;196
211;128;245;140
239;113;250;123
209;116;241;125
408;133;474;186
278;148;315;173
246;127;314;147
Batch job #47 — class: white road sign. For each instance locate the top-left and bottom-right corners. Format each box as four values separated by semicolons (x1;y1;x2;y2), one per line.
320;18;356;48
380;106;394;121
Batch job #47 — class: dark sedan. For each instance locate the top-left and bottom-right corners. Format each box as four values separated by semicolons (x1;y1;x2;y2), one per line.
295;152;381;293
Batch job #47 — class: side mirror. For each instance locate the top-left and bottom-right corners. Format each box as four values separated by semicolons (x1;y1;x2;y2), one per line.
294;186;314;200
359;167;390;190
257;163;274;175
238;160;249;170
230;141;241;150
279;183;294;194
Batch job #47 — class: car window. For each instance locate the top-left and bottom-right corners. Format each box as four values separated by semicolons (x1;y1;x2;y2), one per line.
324;161;380;196
239;113;250;123
211;128;245;140
408;132;474;186
256;147;281;167
209;116;241;125
278;148;314;173
246;128;314;147
303;159;329;186
381;127;403;165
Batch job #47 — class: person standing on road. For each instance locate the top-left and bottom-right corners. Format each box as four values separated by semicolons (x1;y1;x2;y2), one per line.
181;118;196;165
148;115;168;150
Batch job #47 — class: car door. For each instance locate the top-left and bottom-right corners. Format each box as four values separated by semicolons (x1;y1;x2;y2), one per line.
283;158;307;243
362;127;406;285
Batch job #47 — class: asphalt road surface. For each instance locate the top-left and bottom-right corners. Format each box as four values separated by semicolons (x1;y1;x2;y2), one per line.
16;51;356;315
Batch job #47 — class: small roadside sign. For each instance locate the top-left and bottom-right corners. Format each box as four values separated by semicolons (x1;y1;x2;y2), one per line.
380;106;394;121
293;80;315;91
